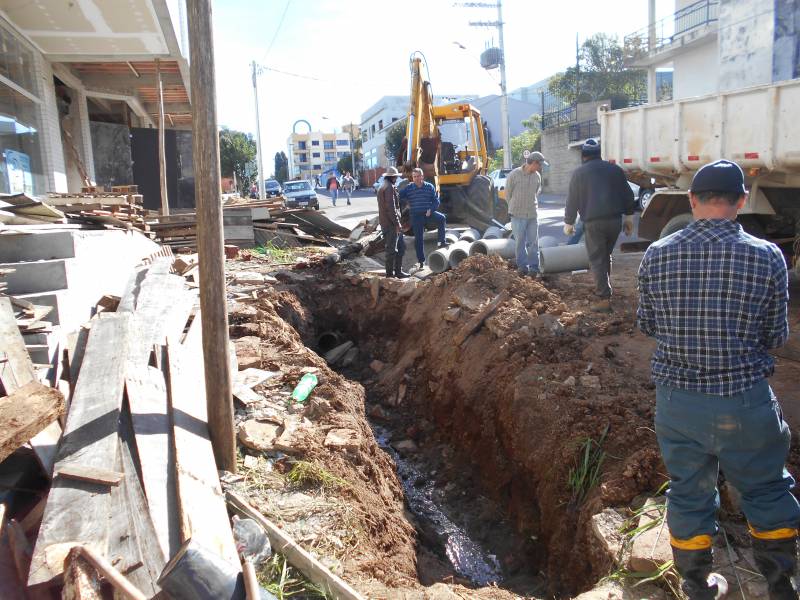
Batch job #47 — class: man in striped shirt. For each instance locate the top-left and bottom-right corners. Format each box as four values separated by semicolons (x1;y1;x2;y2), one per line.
638;160;799;600
399;168;446;268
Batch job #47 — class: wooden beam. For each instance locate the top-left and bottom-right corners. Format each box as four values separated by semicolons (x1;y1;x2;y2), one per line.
453;291;509;346
28;314;132;588
55;465;123;487
227;491;367;600
165;315;239;567
0;382;64;464
187;0;236;471
156;58;169;216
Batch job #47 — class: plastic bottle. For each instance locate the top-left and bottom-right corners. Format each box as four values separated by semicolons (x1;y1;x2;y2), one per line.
289;373;318;405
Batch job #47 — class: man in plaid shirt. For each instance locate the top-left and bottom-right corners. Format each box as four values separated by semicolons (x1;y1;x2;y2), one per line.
638;159;799;600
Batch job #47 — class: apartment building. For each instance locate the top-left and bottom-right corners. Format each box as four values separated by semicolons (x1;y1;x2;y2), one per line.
286;129;355;181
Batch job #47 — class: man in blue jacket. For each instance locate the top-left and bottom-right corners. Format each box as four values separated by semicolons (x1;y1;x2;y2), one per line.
399;167;447;268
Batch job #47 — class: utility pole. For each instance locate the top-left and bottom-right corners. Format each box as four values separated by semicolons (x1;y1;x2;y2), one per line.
187;0;236;472
466;0;511;168
349;122;358;181
251;61;265;200
497;0;510;169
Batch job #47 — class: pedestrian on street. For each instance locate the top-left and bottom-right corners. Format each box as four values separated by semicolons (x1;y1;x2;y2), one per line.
342;171;355;206
326;173;339;206
376;167;408;278
564;138;635;312
638;159;799;600
506;151;548;276
399;167;447;269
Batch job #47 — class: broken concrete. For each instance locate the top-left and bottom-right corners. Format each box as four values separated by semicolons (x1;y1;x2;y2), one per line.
237;420;280;452
629;498;671;572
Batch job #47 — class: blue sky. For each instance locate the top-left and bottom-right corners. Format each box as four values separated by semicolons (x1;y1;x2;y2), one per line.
211;0;672;173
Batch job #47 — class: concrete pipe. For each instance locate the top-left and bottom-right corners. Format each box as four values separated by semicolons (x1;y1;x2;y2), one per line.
469;238;516;259
502;223;513;238
539;235;559;248
445;230;460;244
426;246;453;274
482;226;505;240
447;241;473;268
458;228;481;243
317;331;342;354
539;243;590;274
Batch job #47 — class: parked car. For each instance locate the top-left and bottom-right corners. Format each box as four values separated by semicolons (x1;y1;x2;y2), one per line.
488;168;512;200
264;179;282;198
282;180;319;210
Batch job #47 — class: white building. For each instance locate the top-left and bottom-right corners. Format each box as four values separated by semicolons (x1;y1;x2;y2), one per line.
286;128;355;180
0;0;191;196
625;0;799;102
360;93;477;170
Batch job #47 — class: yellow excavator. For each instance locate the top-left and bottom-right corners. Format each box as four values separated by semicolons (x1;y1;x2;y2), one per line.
395;53;507;230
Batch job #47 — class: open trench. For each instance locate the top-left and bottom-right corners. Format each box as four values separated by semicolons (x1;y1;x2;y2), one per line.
238;254;672;598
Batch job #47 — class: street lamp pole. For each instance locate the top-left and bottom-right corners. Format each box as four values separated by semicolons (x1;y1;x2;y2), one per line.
497;0;511;169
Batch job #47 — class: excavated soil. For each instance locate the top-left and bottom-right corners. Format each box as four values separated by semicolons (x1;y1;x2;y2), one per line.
225;251;800;599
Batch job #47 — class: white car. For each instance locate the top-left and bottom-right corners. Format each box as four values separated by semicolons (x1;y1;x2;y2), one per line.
489;168;512;200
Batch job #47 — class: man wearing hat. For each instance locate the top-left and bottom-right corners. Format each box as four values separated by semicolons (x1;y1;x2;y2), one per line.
564;138;636;312
377;167;409;278
506;151;548;276
637;159;799;600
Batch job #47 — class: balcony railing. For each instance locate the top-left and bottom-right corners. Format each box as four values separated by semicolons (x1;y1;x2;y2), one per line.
624;0;718;62
568;120;601;143
543;103;576;130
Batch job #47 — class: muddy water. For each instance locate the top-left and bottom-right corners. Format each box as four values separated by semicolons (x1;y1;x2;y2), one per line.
372;425;503;587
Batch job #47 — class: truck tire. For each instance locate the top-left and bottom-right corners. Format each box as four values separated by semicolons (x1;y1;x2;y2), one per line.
464;175;494;229
659;213;694;239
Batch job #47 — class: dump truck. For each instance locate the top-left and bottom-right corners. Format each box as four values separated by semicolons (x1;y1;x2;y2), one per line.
395;53;505;230
598;78;800;271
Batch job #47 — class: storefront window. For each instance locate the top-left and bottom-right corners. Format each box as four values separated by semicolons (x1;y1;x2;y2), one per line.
0;86;45;195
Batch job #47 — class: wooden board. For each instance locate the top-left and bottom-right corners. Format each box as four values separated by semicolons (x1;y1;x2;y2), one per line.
0;296;36;394
0;382;64;464
29;421;62;478
55;465;123;486
124;364;179;559
28;313;131;588
166;314;239;567
453;291;509;346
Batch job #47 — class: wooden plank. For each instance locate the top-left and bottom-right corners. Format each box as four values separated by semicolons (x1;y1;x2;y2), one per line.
124;364;179;560
62;548;104;600
28;313;131;588
0;296;36;394
0;382;64;464
20;497;47;535
227;491;367;600
453;291;509;346
29;421;61;478
0;528;25;600
55;465;123;486
166;314;239;567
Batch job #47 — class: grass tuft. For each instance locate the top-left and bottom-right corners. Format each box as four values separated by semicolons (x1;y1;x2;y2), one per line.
257;553;333;599
567;425;609;506
253;241;295;263
287;461;347;492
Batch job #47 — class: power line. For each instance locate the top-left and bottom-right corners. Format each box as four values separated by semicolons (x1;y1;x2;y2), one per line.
260;0;293;62
256;64;328;82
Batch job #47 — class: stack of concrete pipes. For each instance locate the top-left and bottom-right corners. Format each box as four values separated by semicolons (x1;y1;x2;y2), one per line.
425;224;590;275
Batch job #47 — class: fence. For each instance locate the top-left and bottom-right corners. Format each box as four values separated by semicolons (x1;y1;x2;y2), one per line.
624;0;719;62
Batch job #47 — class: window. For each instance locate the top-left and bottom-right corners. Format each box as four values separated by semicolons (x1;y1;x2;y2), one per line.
312;152;320;158
378;119;383;130
299;153;307;162
370;124;375;137
391;117;398;122
324;152;335;161
313;164;321;170
323;140;334;149
337;152;348;158
298;141;306;150
362;131;368;143
336;139;349;146
311;140;319;146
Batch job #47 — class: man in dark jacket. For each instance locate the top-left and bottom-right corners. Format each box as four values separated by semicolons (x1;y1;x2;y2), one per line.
377;167;409;278
564;138;636;312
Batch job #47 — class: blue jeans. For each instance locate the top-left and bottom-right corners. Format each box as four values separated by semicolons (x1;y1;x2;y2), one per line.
655;380;800;542
510;216;539;273
410;212;446;263
330;189;338;205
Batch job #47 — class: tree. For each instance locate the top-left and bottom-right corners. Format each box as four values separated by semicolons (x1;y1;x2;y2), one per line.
336;153;353;174
548;33;646;107
384;122;405;163
219;128;256;193
489;129;541;171
273;151;289;184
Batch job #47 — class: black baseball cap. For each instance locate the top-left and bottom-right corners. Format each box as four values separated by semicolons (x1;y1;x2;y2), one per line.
690;159;746;195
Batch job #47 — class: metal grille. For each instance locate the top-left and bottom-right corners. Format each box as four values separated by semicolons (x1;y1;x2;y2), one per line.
568;120;601;143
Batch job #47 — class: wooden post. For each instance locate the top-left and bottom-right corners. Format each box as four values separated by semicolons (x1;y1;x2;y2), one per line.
187;0;236;472
156;58;169;216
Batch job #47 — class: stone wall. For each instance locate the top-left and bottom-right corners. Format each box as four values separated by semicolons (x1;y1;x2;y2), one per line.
541;126;581;194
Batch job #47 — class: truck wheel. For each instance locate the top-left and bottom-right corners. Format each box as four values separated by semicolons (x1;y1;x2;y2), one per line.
659;213;694;239
465;175;493;228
